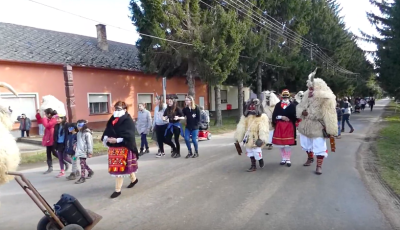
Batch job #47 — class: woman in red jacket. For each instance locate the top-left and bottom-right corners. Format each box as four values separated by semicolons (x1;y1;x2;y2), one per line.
36;108;59;174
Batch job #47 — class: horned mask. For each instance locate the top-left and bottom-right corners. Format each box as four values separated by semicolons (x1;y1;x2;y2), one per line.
244;98;263;117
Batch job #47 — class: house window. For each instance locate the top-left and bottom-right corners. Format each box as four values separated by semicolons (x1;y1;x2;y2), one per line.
1;94;38;122
138;94;153;111
176;94;186;109
221;90;228;103
88;94;110;114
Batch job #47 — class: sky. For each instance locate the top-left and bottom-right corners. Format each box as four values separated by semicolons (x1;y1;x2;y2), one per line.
0;0;378;52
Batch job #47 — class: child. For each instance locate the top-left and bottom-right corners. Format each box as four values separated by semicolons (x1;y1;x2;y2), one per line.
75;120;94;184
66;123;80;180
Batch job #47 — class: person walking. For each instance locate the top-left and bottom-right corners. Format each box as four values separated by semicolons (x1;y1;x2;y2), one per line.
336;103;343;139
369;97;375;111
74;120;94;184
137;103;152;156
153;95;168;158
17;114;31;137
341;97;354;133
360;98;366;111
36;108;59;174
183;95;201;158
163;94;185;158
37;109;44;136
53;115;72;177
101;101;139;198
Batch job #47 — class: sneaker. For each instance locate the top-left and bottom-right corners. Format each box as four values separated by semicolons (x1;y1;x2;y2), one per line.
66;172;76;180
75;177;85;184
56;171;65;178
156;152;165;158
86;170;94;179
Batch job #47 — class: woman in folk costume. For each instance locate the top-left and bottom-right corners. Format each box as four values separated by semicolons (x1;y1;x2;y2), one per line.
101;101;139;198
234;98;269;172
296;68;338;175
271;89;297;167
262;91;280;150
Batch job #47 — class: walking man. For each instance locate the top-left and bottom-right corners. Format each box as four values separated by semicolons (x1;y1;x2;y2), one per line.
18;114;31;137
341;97;354;133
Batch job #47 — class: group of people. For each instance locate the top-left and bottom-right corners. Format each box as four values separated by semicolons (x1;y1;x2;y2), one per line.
35;110;94;184
235;69;339;175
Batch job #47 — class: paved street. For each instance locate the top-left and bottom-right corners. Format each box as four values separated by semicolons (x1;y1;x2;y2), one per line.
0;100;394;230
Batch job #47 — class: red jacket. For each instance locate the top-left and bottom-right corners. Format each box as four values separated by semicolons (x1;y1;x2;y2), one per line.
36;113;57;146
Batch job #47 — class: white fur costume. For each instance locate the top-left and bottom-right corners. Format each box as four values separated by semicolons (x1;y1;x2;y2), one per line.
296;69;338;174
234;98;269;171
40;95;67;117
295;91;304;104
261;91;280;145
0;82;21;186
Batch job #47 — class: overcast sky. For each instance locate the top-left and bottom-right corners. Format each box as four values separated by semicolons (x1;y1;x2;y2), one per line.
0;0;378;51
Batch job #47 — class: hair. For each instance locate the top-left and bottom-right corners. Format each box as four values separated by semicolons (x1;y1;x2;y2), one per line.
138;103;145;107
156;96;165;111
44;108;57;116
77;119;88;132
186;95;196;110
167;99;177;117
68;122;78;132
58;116;67;125
114;101;128;110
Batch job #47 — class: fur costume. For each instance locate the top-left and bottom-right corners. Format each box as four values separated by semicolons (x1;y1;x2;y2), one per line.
261;90;280;149
234;98;269;172
40;95;67;117
272;89;297;167
294;91;304;105
296;68;338;175
0;82;21;186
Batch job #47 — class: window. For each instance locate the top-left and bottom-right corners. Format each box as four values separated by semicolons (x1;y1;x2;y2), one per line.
88;94;110;115
221;90;228;103
138;94;153;111
1;94;38;122
176;94;186;108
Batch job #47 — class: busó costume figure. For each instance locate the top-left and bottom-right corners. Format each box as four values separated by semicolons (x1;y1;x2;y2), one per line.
261;90;280;150
234;98;269;172
296;68;338;175
271;89;297;167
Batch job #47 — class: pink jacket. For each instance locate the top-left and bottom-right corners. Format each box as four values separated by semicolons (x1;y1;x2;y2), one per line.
36;113;57;146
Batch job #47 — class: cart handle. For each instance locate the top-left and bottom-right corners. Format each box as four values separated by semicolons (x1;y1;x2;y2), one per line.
6;171;65;228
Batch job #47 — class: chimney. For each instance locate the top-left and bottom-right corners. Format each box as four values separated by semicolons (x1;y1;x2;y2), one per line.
96;24;108;52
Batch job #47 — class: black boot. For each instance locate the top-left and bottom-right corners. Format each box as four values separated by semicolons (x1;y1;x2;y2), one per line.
43;160;53;174
173;151;181;158
192;150;199;158
171;149;177;158
87;170;94;179
66;172;76;180
186;149;193;158
139;148;144;156
145;148;150;154
247;157;257;172
259;159;264;168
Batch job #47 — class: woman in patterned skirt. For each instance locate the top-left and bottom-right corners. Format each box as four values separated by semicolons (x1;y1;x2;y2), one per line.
101;101;139;198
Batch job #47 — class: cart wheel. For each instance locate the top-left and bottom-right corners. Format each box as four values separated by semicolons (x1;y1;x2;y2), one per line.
207;133;211;140
62;224;84;230
37;216;60;230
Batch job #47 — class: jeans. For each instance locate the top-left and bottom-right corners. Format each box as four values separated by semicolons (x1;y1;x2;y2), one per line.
39;124;44;136
184;129;199;152
342;114;353;130
140;133;149;149
21;130;30;137
337;121;341;136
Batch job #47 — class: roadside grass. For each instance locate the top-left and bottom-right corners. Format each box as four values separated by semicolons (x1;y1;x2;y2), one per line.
376;101;400;195
20;116;238;164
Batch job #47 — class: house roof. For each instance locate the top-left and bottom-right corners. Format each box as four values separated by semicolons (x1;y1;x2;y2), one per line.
0;22;141;71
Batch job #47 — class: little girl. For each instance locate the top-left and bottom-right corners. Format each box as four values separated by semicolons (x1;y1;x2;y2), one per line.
66;123;80;180
75;120;94;184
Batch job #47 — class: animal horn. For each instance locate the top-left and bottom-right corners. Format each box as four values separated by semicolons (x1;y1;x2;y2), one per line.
308;67;318;83
0;82;18;97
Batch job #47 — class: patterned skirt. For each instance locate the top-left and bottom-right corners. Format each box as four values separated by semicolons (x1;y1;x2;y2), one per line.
108;147;138;177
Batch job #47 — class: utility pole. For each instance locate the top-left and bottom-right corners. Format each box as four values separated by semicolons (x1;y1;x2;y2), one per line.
163;77;167;104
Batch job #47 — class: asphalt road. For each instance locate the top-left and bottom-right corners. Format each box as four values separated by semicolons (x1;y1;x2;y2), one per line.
0;99;394;230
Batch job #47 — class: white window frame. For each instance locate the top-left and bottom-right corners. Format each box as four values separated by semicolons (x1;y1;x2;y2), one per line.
220;90;228;104
176;93;187;108
87;93;112;115
0;92;40;121
137;93;155;111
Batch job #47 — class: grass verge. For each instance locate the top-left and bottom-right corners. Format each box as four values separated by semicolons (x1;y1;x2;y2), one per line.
375;101;400;195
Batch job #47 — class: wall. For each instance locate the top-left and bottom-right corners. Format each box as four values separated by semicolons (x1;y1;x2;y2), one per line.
209;85;250;111
72;67;209;130
0;61;65;132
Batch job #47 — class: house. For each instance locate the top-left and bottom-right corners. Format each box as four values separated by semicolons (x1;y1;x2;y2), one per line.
209;85;251;117
0;22;208;134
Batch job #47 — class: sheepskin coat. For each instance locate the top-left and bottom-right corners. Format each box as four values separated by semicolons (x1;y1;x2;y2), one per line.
296;78;338;138
0;109;21;185
234;113;269;148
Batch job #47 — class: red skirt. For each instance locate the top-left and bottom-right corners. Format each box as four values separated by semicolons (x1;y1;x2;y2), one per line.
272;121;296;146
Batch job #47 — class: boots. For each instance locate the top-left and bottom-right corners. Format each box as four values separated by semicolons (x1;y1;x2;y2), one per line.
192;150;199;158
316;156;324;175
145;148;150;154
139;148;144;156
43;160;53;174
87;170;94;179
303;151;314;166
186;149;193;158
66;172;76;180
247;157;257;172
259;159;264;168
267;144;273;150
171;149;177;158
173;151;181;158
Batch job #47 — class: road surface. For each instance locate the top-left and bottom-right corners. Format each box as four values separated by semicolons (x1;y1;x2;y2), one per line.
0;99;395;230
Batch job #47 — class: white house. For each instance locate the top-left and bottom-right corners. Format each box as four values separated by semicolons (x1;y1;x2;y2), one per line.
209;85;251;112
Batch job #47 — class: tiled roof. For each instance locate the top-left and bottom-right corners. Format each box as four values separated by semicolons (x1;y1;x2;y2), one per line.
0;22;141;71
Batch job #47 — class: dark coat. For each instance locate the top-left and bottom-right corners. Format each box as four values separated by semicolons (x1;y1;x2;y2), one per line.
272;102;297;145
